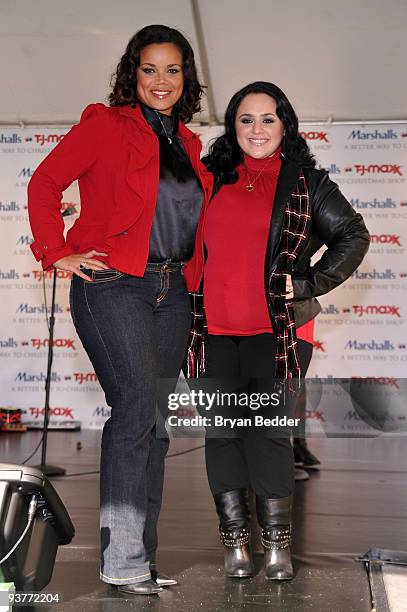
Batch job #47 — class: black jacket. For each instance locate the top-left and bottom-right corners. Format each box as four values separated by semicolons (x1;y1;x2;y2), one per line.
263;160;370;327
185;159;370;377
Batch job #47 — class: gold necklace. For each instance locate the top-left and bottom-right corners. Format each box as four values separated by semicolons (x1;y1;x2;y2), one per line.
243;156;275;192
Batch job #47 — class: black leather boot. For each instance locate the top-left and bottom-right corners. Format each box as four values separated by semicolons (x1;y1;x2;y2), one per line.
213;489;254;578
294;438;321;469
150;563;178;587
116;579;162;595
256;494;293;580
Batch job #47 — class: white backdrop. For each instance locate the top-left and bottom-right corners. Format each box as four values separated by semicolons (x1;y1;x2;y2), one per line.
0;122;406;429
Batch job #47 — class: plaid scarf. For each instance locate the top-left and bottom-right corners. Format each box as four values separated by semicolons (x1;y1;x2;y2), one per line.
186;289;207;378
268;171;311;388
186;171;311;383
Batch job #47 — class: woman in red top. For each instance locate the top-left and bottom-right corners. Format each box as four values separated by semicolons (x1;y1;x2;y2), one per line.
28;25;212;596
197;82;369;581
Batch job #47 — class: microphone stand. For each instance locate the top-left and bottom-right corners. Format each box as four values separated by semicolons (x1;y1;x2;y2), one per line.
34;206;77;476
34;269;65;476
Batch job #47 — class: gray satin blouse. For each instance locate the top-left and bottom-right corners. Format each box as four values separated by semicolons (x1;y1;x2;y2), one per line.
141;104;203;263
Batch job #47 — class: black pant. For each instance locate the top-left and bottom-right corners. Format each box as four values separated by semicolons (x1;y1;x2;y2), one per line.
204;334;312;498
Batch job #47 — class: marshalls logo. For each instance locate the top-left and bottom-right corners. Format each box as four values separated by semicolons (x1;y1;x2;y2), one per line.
321;305;339;315
17;304;63;314
345;339;395;350
16;235;32;246
93;406;111;418
351;197;396;210
15;372;61;382
348;129;398;140
318;163;341;174
0;338;18;348
0;201;20;212
0;269;19;280
0;133;22;144
351;268;397;280
18;168;34;178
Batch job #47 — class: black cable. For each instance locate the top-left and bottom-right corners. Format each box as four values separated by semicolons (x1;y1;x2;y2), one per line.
51;443;205;478
0;496;38;565
364;560;375;612
166;444;204;458
57;470;100;478
16;273;51;466
21;432;44;465
42;274;50;331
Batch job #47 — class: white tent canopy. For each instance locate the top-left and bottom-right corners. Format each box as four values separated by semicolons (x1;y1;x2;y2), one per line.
1;0;406;124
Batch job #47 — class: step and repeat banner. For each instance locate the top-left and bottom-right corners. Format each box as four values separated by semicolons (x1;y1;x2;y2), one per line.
0;122;406;431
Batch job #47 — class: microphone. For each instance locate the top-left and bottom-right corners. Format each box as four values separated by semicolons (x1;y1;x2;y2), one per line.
62;205;77;217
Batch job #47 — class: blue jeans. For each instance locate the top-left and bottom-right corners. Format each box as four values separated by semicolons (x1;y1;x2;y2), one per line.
70;266;191;585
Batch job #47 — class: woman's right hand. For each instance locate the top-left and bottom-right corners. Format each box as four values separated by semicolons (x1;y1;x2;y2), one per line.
53;250;109;281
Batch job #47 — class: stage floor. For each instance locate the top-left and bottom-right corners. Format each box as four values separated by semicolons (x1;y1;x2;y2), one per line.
2;431;407;611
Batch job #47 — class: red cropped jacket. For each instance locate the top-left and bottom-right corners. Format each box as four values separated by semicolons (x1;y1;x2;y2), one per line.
28;103;213;291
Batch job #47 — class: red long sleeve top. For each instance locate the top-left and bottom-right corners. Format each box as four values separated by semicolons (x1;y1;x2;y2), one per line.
203;151;314;343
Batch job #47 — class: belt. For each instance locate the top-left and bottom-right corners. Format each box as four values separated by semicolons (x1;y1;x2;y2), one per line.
145;261;185;273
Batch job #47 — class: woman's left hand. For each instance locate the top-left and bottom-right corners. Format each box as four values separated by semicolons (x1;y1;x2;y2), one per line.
285;274;294;299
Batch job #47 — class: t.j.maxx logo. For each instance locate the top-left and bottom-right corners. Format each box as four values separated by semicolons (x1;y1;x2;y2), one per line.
370;234;402;246
351;305;401;317
26;338;76;351
351;376;400;389
73;372;98;384
29;407;74;419
299;131;329;142
353;164;403;176
32;134;65;146
32;270;72;281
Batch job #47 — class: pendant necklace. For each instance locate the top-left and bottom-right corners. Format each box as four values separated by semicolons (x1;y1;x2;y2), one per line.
244;155;274;192
154;111;173;144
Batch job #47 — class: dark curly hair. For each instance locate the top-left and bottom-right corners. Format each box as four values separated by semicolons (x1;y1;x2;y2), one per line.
203;81;315;184
108;24;204;123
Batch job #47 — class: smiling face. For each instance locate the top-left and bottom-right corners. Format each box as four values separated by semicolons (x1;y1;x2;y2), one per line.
235;93;285;159
136;43;184;115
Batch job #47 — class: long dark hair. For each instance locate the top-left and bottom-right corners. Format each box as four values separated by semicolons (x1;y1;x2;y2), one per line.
109;24;205;123
204;81;315;183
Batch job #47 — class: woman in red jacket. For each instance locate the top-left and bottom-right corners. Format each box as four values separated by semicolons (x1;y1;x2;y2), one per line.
28;24;212;596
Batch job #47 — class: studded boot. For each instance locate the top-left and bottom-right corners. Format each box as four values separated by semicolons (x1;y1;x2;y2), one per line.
256;494;293;580
213;489;254;578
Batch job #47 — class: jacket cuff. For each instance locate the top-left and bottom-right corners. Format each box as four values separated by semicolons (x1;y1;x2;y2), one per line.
30;241;45;261
292;274;313;300
30;242;74;270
